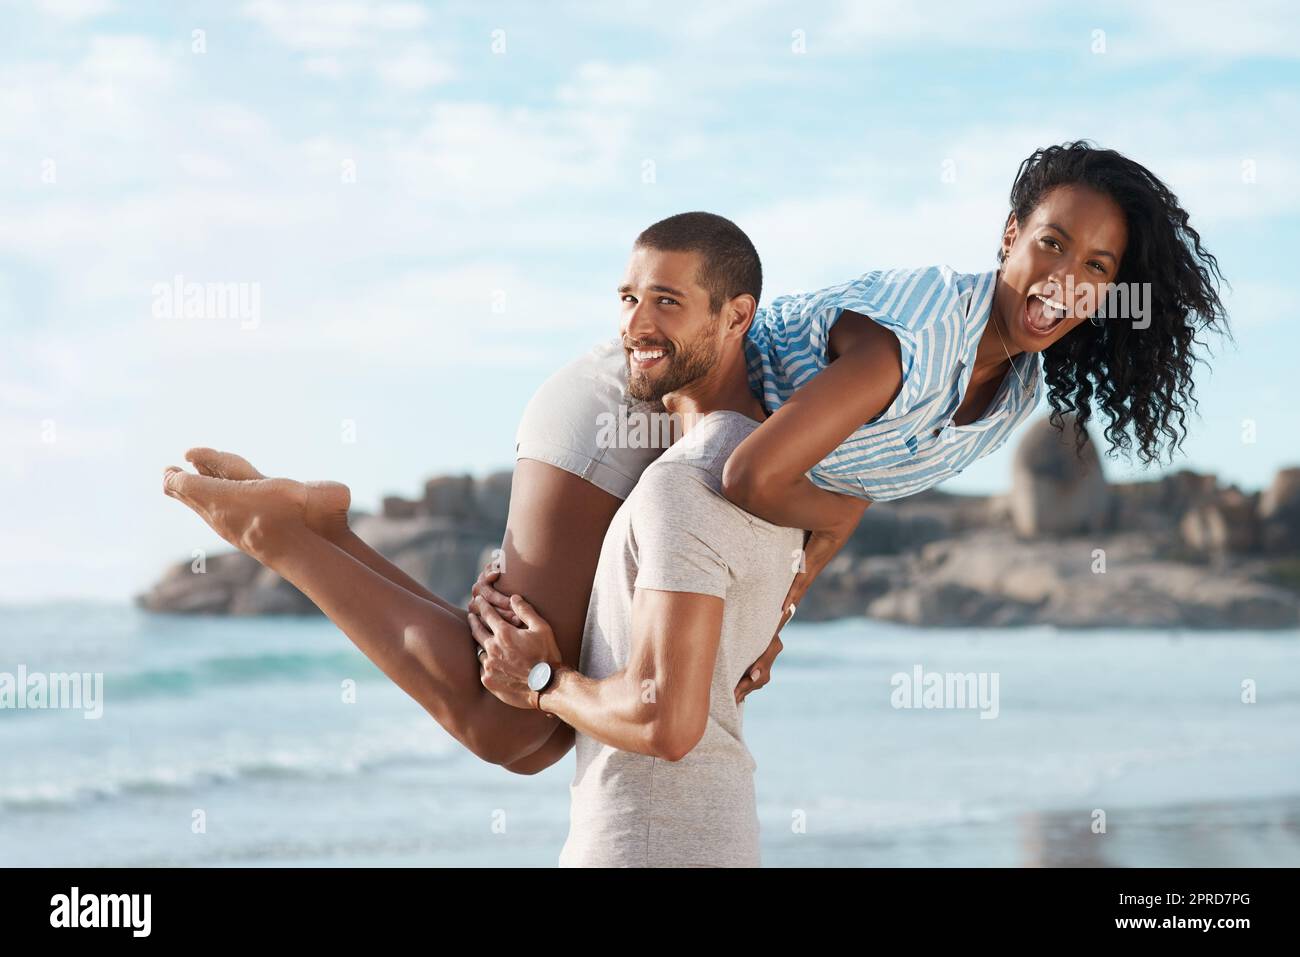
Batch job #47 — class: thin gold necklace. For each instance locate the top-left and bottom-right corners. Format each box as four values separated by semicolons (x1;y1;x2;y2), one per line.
990;304;1030;396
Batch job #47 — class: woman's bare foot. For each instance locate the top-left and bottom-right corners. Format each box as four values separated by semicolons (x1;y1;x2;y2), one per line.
162;460;350;560
183;447;352;543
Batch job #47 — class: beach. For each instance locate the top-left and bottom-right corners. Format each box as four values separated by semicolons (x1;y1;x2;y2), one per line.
2;603;1297;867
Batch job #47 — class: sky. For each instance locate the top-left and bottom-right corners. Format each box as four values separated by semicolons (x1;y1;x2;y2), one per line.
1;0;1297;602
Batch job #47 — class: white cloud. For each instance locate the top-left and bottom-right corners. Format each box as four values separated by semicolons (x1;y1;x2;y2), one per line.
243;3;453;90
826;0;1041;50
0;35;179;165
374;45;454;91
742;190;1006;301
820;0;1300;59
308;264;613;359
177;152;235;181
0;414;128;461
1142;151;1300;223
1128;0;1300;59
557;62;660;109
82;34;174;82
302;55;344;78
389;101;637;207
33;0;114;22
240;0;428;51
1222;280;1290;329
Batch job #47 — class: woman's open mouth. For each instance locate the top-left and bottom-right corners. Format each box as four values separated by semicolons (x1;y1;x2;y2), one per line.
1023;293;1069;337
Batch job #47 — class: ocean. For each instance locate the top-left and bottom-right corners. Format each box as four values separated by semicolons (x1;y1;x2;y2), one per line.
2;602;1297;867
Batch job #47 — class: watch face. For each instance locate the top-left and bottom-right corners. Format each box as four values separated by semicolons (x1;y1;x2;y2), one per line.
527;661;552;692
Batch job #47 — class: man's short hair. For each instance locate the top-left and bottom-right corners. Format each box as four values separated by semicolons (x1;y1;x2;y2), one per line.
634;212;762;314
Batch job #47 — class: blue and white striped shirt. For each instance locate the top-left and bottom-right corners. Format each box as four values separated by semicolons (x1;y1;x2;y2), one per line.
744;265;1043;503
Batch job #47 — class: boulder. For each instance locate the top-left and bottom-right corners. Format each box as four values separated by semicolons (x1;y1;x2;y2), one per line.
229;565;317;616
418;472;512;527
135;550;260;614
1009;413;1110;538
382;495;420;519
1180;488;1259;555
473;470;514;527
420;475;478;522
1259;467;1300;554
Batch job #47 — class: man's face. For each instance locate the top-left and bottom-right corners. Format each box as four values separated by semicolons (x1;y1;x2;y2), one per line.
994;184;1128;353
618;245;722;402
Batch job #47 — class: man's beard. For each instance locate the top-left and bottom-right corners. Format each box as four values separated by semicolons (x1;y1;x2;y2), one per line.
626;318;720;402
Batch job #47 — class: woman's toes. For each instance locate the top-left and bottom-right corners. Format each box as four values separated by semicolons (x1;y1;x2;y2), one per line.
185;447;263;481
163;465;185;497
183;448;223;478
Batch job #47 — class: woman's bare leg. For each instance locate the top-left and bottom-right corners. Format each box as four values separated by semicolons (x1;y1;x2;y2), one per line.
493;459;624;771
165;450;620;767
184;448;468;618
319;458;622;773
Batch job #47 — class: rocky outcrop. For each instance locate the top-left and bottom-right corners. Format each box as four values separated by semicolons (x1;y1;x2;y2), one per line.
137;419;1300;629
141;551;265;615
806;530;1299;629
1008;413;1111;538
1181;489;1260;556
1260;468;1300;553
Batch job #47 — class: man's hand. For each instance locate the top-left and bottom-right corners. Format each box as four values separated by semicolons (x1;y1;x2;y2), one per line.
468;594;563;711
735;634;783;704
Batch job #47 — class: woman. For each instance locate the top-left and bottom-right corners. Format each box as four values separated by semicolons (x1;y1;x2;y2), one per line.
163;141;1227;776
718;139;1228;618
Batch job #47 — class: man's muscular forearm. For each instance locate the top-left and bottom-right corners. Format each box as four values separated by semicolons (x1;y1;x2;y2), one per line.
538;665;677;759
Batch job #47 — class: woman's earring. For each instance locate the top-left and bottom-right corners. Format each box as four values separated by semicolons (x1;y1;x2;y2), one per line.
1090;313;1104;328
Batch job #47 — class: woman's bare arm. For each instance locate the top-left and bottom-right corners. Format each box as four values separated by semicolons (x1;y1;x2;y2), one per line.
721;310;901;533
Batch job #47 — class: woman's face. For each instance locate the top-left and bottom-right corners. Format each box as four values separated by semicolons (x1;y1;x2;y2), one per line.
993;184;1128;354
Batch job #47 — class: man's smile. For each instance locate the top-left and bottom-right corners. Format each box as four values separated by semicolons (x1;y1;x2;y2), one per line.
628;344;671;370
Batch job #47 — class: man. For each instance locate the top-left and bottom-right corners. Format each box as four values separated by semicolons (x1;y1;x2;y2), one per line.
160;214;806;864
468;219;806;866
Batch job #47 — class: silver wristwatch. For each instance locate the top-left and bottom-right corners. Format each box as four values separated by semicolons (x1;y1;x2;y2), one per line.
527;661;556;712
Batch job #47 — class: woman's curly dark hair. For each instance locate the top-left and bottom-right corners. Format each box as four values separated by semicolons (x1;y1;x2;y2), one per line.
998;140;1230;466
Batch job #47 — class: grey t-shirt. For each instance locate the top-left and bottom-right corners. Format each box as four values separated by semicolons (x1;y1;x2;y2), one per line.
558;410;804;867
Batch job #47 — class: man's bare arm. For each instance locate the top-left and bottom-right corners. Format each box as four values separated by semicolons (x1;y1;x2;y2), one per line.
473;587;723;762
